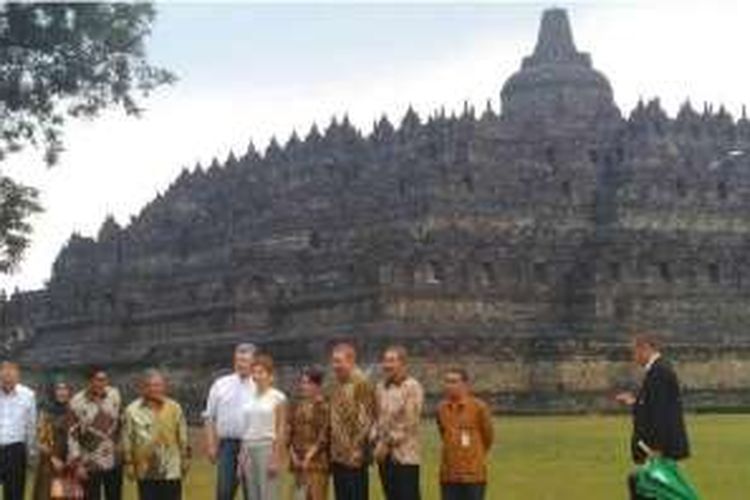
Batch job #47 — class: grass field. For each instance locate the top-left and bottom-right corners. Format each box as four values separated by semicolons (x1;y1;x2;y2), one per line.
106;414;748;499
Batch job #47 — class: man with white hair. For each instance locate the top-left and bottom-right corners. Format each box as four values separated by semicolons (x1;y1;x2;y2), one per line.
0;361;36;500
204;343;257;500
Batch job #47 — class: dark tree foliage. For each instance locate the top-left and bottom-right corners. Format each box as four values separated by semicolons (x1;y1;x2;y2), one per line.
0;2;175;273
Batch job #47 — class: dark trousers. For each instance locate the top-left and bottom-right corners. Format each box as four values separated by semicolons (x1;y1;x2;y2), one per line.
378;456;420;500
441;483;486;500
0;443;26;500
84;466;123;500
332;462;368;500
137;479;181;500
216;439;247;500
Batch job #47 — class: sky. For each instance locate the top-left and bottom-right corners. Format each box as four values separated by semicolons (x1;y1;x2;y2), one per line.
2;0;750;292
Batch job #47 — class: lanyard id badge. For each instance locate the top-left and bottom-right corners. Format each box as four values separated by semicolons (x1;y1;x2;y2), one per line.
460;429;471;448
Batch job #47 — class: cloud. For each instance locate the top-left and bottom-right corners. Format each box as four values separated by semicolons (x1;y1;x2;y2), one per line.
2;2;749;291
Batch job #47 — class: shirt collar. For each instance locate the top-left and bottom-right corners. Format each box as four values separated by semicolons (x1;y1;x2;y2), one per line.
86;387;107;401
644;352;661;372
446;394;470;410
0;384;17;396
385;373;408;388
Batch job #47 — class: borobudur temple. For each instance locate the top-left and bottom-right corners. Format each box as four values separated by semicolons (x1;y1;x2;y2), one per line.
3;8;750;413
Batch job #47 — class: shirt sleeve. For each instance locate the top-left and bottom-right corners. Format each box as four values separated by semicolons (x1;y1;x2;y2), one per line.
315;401;331;453
388;381;424;447
202;380;219;422
26;391;38;455
477;402;494;452
357;380;377;446
67;414;82;465
121;407;134;469
177;404;190;468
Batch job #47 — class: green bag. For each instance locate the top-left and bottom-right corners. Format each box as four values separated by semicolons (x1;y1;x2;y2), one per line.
634;457;700;500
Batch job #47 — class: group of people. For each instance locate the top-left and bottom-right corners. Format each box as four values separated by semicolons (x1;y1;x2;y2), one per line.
0;361;187;500
0;341;494;500
204;342;494;500
0;333;689;500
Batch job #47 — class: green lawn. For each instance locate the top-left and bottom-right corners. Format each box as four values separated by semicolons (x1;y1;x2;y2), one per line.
112;414;749;498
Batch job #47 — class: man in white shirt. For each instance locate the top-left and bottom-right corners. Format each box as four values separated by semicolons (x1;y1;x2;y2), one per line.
204;343;257;500
0;361;36;500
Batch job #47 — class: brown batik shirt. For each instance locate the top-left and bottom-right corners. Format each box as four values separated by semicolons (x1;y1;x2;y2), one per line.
288;396;330;472
69;386;123;472
437;395;494;484
329;369;377;468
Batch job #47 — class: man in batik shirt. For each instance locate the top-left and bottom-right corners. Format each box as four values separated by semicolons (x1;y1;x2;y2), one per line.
374;346;424;500
123;369;190;500
70;367;123;500
328;343;377;500
288;367;330;500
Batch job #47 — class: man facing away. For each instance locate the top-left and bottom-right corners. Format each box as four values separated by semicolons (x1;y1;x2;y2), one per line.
123;369;190;500
203;343;257;500
436;367;493;500
616;333;690;500
374;346;424;500
328;343;377;500
0;361;36;500
69;366;123;500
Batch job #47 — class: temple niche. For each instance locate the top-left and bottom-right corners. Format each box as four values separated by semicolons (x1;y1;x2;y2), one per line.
3;8;750;413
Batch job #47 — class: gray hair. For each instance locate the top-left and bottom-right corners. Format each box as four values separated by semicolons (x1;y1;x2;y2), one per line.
235;343;256;356
141;368;165;383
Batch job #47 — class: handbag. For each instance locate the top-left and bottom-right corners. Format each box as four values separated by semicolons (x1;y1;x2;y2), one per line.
50;471;84;500
633;442;700;500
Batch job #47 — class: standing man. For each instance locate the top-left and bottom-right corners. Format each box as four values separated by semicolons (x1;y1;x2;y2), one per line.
123;369;190;500
329;343;376;500
374;346;424;500
436;367;493;500
203;343;256;500
616;333;690;500
0;361;36;500
70;366;123;500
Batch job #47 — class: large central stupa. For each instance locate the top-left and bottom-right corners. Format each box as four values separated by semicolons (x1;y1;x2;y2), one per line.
3;8;750;413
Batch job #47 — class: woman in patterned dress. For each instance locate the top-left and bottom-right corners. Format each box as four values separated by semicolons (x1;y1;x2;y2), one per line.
33;379;83;500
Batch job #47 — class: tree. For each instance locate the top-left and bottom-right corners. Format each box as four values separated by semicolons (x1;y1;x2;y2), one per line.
0;2;175;273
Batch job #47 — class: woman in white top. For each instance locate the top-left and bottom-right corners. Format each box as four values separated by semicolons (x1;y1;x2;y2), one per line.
241;354;287;500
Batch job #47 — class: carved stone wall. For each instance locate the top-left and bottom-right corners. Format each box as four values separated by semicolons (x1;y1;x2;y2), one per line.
3;8;750;414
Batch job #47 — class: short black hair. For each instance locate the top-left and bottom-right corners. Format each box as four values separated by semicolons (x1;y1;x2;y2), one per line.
445;366;470;383
86;365;107;380
302;366;325;387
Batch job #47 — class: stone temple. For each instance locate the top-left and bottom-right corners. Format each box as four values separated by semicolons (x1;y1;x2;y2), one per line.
3;8;750;413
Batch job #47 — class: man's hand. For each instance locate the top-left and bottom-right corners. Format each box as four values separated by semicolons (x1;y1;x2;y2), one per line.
76;465;89;482
373;441;389;464
51;457;64;472
125;464;136;481
267;455;280;478
302;449;316;471
205;441;218;465
615;391;636;406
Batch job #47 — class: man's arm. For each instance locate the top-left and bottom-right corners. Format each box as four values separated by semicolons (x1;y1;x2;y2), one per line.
177;404;191;475
387;381;424;448
121;407;135;479
25;391;38;459
478;401;495;452
355;379;378;447
202;381;219;463
648;366;679;455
